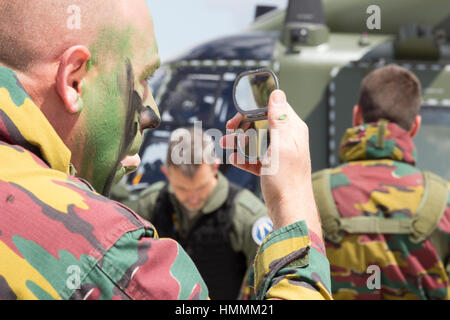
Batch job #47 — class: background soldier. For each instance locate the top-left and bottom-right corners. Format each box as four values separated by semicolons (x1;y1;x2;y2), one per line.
312;64;450;299
126;127;272;300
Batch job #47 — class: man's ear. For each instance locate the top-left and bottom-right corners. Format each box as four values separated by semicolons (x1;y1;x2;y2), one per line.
409;115;422;138
353;105;364;127
56;46;90;114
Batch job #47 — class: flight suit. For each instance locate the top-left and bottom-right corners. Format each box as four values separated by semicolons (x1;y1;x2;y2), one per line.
313;120;450;299
0;66;332;300
127;172;271;300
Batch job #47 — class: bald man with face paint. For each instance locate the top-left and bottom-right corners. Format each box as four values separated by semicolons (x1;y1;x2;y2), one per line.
0;0;332;300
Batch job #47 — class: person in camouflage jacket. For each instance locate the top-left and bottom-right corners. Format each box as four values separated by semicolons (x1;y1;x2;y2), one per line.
0;0;331;300
313;65;450;300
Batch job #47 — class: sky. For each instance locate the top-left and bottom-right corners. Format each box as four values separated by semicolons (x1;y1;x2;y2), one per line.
146;0;288;63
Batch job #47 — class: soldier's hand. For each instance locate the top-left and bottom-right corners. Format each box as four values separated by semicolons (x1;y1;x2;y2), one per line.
221;90;322;238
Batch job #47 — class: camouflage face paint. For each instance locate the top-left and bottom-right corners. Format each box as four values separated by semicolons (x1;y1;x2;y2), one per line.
76;28;144;194
101;60;142;196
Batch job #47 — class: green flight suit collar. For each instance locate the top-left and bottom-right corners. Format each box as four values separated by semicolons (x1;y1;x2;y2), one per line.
167;170;229;215
0;66;72;174
201;171;229;214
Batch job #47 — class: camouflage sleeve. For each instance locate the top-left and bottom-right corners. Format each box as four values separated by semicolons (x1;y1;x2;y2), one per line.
436;185;450;276
237;265;256;300
253;221;333;300
72;228;209;300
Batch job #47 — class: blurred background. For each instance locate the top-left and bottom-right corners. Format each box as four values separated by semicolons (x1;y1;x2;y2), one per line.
146;0;288;62
123;0;450;196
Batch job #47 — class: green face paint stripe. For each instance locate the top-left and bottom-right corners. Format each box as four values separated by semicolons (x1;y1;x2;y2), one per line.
102;60;139;196
140;59;161;82
87;27;135;68
81;64;123;192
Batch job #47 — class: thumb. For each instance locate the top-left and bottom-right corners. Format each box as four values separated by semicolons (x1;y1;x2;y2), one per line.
268;90;289;128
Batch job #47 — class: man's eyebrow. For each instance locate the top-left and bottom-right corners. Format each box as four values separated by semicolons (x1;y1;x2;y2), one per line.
140;58;161;81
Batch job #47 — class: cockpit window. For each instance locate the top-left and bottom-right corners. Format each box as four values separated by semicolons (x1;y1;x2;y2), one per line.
158;71;225;127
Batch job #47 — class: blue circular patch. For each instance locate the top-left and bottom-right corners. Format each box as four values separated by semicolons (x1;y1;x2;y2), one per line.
252;217;274;246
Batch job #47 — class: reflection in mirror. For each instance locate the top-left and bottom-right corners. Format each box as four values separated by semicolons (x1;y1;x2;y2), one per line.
234;71;277;113
237;119;270;161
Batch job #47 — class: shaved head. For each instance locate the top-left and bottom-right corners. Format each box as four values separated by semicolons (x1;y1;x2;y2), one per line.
0;0;120;71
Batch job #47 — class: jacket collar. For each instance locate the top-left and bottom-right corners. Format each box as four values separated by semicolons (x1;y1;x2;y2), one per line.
0;67;72;174
339;119;417;165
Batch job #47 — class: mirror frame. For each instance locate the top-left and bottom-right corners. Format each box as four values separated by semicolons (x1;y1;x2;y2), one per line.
232;68;279;118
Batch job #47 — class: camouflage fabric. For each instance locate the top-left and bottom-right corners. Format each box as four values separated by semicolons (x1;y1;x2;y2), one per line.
253;222;332;300
322;120;450;299
238;265;256;300
0;66;333;300
239;226;333;300
0;66;208;300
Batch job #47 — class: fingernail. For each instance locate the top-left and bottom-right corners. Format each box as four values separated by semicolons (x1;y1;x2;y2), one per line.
272;90;286;105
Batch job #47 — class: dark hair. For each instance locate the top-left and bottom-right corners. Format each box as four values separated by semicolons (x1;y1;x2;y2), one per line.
358;64;422;131
165;126;216;178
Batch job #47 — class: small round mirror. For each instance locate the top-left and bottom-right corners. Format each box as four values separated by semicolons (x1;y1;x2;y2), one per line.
233;69;279;115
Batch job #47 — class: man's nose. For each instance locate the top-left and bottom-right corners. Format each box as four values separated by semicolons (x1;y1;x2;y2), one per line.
139;88;161;132
187;193;200;202
139;106;161;131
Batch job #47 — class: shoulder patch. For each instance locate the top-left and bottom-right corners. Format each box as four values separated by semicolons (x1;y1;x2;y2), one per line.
251;217;273;246
235;189;266;215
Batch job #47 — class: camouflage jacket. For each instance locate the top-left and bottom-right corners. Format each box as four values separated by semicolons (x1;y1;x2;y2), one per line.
0;66;332;300
316;121;450;300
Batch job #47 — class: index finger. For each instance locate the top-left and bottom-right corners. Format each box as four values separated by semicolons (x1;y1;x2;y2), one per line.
226;112;245;130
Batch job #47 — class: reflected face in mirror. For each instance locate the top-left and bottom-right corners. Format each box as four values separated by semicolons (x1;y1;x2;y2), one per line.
237;119;270;161
233;68;278;160
234;69;278;114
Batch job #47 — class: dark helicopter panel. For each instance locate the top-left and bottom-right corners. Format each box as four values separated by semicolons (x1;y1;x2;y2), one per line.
176;31;280;61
